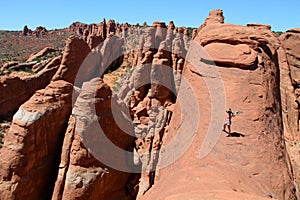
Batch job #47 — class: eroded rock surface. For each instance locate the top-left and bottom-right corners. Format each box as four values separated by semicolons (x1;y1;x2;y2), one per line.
142;10;297;200
279;28;300;197
0;80;73;200
0;12;299;200
0;59;61;120
52;36;91;86
52;78;135;200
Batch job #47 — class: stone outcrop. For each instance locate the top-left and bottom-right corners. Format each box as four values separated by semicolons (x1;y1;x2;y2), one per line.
0;58;61;120
203;43;257;68
98;34;124;73
87;34;104;49
1;12;299;200
151;41;174;104
52;30;125;87
106;20;116;35
142;10;297;200
22;25;29;36
1;61;18;70
52;36;91;86
280;28;300;141
68;22;89;35
279;28;300;197
78;20;107;50
114;20;188;198
195;13;280;70
33;26;48;37
167;21;175;30
1;61;37;71
198;9;225;31
192;28;197;39
183;28;191;51
152;21;167;48
68;19;108;49
22;26;47;37
27;47;57;62
33;55;62;72
52;78;135;200
171;28;186;73
0;80;73;200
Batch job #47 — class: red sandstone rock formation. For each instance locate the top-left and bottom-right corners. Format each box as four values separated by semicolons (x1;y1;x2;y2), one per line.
1;61;18;70
22;25;47;37
151;40;174;104
106;19;116;36
52;36;91;86
198;9;225;32
152;21;167;48
22;25;29;36
68;22;88;35
0;58;61;120
27;47;57;62
53;31;125;87
142;10;297;200
33;26;48;37
98;34;124;73
87;35;104;49
280;28;300;141
0;13;299;200
0;80;73;199
279;28;300;197
52;78;134;200
33;55;62;72
168;21;175;30
192;28;197;39
119;20;185;197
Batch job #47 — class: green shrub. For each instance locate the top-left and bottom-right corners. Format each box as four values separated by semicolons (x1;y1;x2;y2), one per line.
274;31;284;37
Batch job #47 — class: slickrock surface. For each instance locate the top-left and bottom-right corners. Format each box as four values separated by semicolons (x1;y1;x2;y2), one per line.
142;10;297;200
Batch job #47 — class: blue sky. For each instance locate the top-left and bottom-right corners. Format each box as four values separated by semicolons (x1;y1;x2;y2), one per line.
0;0;298;31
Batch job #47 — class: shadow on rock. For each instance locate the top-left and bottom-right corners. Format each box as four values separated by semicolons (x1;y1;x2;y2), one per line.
226;132;245;137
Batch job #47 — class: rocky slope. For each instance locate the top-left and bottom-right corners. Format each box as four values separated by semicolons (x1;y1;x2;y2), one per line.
0;10;299;200
142;9;297;200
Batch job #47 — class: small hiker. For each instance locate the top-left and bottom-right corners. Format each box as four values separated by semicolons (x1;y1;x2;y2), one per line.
223;108;243;135
223;108;233;134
